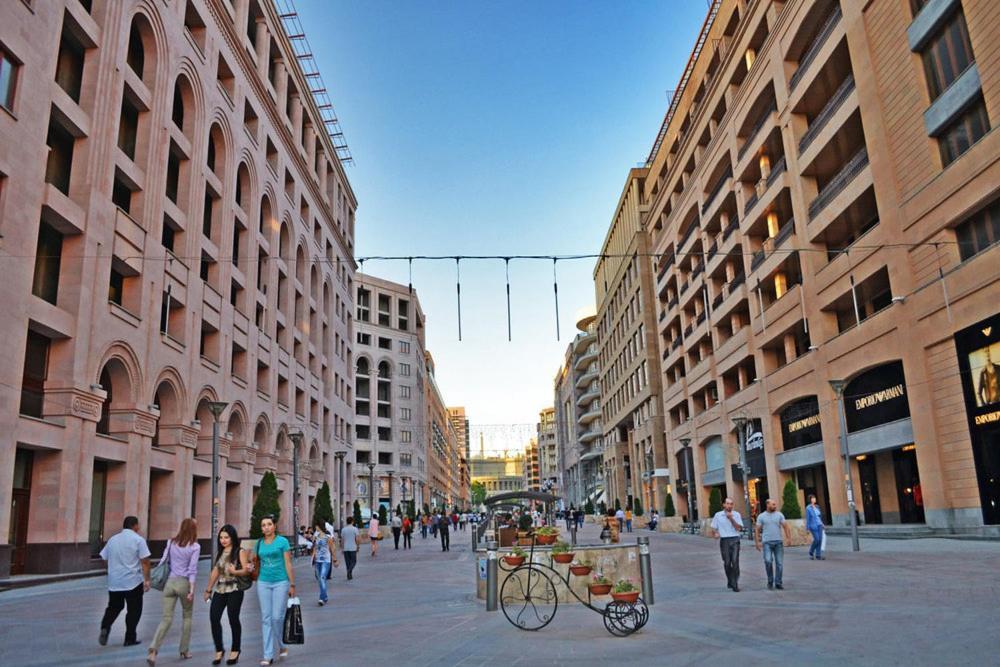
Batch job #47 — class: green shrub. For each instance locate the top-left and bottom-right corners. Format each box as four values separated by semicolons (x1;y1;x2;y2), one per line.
250;471;281;539
312;481;334;529
664;492;676;518
353;499;363;528
614;498;621;512
781;479;803;519
378;504;388;525
584;499;594;515
708;487;723;516
633;496;644;516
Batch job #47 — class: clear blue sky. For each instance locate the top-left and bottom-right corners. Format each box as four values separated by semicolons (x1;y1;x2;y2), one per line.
296;1;709;454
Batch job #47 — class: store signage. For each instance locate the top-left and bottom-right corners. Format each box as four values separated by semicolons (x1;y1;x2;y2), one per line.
844;361;911;432
743;419;767;478
780;396;822;451
974;409;1000;426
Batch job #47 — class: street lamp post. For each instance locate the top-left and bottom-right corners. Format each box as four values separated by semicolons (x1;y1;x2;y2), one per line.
830;380;861;552
732;416;753;538
334;451;346;530
387;470;394;511
206;401;228;565
288;431;303;557
401;477;408;515
367;462;376;519
679;437;695;532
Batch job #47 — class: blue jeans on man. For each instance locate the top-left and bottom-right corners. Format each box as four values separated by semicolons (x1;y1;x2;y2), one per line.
314;561;331;603
762;540;784;587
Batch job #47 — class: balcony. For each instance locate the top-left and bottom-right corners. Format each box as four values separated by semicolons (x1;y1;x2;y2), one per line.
799;75;855;154
808;148;869;220
576;388;600;407
573;330;596;354
574;347;599;372
702;167;732;215
656;251;676;283
578;408;601;426
575;368;599;390
738;103;777;162
579;429;601;445
706;240;719;261
722;216;739;242
678;223;698;252
790;5;842;92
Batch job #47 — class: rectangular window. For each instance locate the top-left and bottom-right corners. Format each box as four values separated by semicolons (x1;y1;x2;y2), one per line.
400;453;412;467
108;267;124;305
161;215;179;252
355;425;370;441
921;9;974;101
32;221;63;305
378;293;391;326
1;47;18;112
399;341;410;354
399;385;411;399
939;97;990;166
45;117;75;195
357;287;370;321
400;363;410;377
956;198;1000;261
398;299;409;331
357;332;371;345
401;407;411;421
112;173;133;213
118;96;140;161
401;430;412;443
55;23;85;103
377;427;391;441
377;336;391;350
19;330;50;417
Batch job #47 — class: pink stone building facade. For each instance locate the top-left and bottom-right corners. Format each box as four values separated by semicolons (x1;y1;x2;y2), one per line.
0;0;358;576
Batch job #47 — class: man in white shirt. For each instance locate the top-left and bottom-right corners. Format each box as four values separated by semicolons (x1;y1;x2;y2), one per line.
98;516;151;646
615;507;625;533
709;497;744;592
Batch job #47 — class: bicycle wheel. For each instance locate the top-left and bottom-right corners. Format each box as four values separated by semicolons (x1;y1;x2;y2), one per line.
500;565;559;631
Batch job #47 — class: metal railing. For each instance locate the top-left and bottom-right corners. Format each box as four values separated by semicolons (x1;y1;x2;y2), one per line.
799;74;855;154
766;155;787;187
808;147;869;220
737;103;777;161
722;217;739;242
701;167;732;214
790;5;843;92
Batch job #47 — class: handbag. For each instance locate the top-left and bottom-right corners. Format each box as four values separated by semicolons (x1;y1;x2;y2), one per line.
150;540;171;591
251;538;263;582
282;596;305;645
234;549;253;591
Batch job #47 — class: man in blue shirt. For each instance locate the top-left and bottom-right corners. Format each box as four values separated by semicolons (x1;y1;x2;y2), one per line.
710;497;744;592
99;516;151;647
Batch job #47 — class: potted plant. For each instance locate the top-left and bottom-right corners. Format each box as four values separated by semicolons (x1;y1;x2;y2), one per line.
610;578;639;604
569;559;592;577
589;573;612;596
535;526;559;545
516;513;534;544
550;540;575;563
503;546;526;567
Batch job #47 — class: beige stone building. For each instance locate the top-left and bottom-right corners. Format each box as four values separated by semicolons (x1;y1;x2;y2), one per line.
524;438;541;492
644;0;999;534
536;406;559;492
0;0;359;575
469;452;526;495
424;351;465;508
594;169;669;516
353;274;426;515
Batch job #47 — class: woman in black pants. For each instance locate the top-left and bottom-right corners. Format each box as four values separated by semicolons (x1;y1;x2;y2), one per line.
204;524;253;665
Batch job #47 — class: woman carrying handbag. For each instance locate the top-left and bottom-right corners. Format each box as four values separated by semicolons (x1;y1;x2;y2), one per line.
204;525;254;665
148;518;200;664
252;515;295;666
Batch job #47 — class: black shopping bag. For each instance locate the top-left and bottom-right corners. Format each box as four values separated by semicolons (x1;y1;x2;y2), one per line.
283;597;305;645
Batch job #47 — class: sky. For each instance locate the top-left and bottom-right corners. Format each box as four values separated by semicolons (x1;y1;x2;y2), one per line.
295;1;709;455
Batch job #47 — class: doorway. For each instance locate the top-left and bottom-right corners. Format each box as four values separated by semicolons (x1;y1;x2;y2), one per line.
796;464;831;525
857;456;882;525
9;449;33;575
892;446;925;524
89;461;109;557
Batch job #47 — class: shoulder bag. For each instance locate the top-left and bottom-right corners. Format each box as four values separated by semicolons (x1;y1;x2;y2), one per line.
150;540;171;591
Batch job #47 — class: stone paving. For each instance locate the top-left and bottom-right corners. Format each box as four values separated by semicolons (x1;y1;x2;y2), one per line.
0;522;997;666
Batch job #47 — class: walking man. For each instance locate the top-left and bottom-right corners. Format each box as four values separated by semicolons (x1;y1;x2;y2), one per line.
402;514;413;549
340;517;359;580
99;516;151;647
438;510;451;552
805;495;825;560
755;499;791;590
710;497;744;592
625;508;633;533
391;511;402;550
615;506;625;533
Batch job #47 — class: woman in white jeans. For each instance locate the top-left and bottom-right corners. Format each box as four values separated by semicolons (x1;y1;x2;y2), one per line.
252;516;295;666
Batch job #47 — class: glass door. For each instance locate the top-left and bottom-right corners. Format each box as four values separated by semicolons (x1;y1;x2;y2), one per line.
88;461;108;557
857;456;882;524
893;446;925;524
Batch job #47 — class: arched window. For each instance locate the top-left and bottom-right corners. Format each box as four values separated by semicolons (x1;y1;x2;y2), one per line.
96;359;133;436
172;80;184;130
127;22;145;79
151;380;181;447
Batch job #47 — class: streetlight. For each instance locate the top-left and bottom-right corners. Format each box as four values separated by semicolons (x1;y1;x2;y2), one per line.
334;451;346;530
206;401;228;564
830;380;861;552
367;461;376;520
731;415;753;538
679;437;696;532
288;430;303;557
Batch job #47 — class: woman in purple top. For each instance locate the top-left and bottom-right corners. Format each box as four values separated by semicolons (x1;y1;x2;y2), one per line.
148;518;201;664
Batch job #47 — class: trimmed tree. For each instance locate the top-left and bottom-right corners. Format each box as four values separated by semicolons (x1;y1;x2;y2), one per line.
378;504;388;525
781;479;803;519
664;492;676;518
633;496;644;517
250;471;281;539
598;501;607;516
614;497;621;512
312;481;334;529
353;499;363;528
584;499;594;515
471;481;487;507
708;487;723;516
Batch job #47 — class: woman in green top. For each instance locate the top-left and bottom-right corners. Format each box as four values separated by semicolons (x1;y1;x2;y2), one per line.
253;516;295;665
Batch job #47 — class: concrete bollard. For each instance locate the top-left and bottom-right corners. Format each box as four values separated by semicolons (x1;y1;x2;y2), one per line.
637;536;654;605
486;541;498;612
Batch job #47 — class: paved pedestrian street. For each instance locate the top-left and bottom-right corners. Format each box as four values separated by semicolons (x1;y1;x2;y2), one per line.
1;524;997;666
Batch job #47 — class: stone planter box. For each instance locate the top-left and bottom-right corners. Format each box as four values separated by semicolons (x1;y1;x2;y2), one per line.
784;518;812;546
658;516;684;533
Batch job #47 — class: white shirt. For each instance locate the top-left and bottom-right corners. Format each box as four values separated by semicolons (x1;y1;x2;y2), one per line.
615;509;625;520
100;529;151;591
711;510;744;538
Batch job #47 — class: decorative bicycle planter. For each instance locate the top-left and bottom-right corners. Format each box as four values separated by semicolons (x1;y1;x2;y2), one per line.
497;537;649;637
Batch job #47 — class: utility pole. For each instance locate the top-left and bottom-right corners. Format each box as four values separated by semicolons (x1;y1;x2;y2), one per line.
206;402;228;565
288;430;303;557
731;416;753;538
830;380;861;552
334;451;346;530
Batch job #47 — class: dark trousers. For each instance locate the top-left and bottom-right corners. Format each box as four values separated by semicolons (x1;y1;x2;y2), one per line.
100;582;144;642
344;550;357;578
209;590;244;652
392;527;401;549
403;531;412;549
719;537;741;588
440;530;450;551
421;525;427;538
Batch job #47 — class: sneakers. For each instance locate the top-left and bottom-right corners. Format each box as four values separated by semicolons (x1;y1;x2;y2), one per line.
98;628;109;646
318;600;326;606
775;584;784;590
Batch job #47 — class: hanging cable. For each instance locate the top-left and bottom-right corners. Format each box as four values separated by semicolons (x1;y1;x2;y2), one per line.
552;257;561;341
934;243;953;323
455;257;462;341
504;257;512;342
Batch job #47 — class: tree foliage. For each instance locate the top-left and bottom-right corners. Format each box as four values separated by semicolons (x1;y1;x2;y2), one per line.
633;496;644;517
781;479;803;519
708;487;723;516
471;481;487;507
250;471;281;539
664;492;676;518
584;499;594;515
312;481;334;529
353;499;363;528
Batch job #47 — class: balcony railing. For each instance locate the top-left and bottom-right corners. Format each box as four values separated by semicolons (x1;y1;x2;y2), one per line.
671;336;682;351
684;322;694;337
712;291;724;309
701;167;733;214
790;5;843;91
707;240;719;261
722;216;739;242
656;251;676;282
729;272;746;291
774;219;794;247
679;281;689;296
737;103;777;161
658;310;666;322
667;295;679;310
744;189;759;216
696;311;706;325
692;262;704;278
798;75;855;154
808;147;869;220
678;223;698;251
766;155;787;187
750;248;766;271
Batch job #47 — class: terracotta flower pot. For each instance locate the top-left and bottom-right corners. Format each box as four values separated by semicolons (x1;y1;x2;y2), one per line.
611;591;639;604
552;552;575;564
517;537;533;546
569;565;592;576
503;555;525;567
536;534;557;545
589;583;612;595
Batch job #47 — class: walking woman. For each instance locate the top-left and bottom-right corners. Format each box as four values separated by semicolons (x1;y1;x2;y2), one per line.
311;522;338;606
204;525;252;665
368;511;380;557
806;495;826;560
253;515;295;665
148;518;200;664
402;514;413;549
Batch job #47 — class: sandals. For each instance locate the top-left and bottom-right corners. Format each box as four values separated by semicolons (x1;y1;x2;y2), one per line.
146;650;157;666
179;652;193;660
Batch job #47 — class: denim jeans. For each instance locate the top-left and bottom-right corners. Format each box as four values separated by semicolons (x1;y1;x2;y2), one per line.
762;540;784;586
257;579;289;659
314;561;331;602
809;527;824;558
